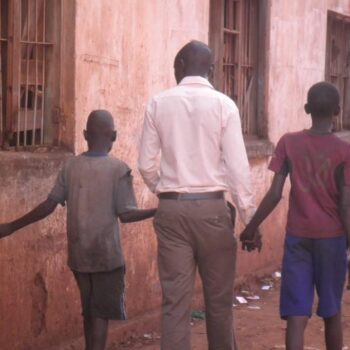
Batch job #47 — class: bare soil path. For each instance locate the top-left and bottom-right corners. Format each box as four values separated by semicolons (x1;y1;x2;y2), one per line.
110;277;350;350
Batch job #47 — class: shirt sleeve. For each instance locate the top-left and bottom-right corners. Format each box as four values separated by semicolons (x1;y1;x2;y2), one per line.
268;136;289;175
138;99;161;193
221;100;256;225
48;166;66;206
115;171;138;215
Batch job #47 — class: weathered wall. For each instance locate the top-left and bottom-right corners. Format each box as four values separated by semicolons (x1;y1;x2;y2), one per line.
0;1;210;349
0;1;78;349
71;0;284;317
2;0;350;349
268;0;350;142
72;0;211;319
0;153;80;350
237;0;350;277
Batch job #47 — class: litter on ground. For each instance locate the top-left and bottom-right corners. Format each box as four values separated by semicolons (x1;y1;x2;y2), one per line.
236;296;248;304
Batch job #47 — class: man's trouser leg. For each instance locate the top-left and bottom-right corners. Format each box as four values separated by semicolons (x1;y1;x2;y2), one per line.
154;198;237;350
154;199;196;350
194;200;237;350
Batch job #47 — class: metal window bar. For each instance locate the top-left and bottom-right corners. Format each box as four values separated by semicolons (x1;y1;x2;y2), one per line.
0;1;10;148
343;23;350;129
0;57;2;147
17;0;21;146
223;0;239;105
0;0;59;149
0;0;56;148
326;13;350;131
23;0;30;146
242;0;258;135
222;0;258;135
0;3;3;147
6;0;20;148
32;0;38;146
20;0;48;147
40;0;46;145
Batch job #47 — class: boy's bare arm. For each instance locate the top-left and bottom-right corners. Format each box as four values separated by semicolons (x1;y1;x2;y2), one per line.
240;173;287;245
0;198;58;238
340;185;350;245
119;208;157;223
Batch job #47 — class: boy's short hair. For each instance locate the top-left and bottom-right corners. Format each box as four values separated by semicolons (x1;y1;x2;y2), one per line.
307;82;340;118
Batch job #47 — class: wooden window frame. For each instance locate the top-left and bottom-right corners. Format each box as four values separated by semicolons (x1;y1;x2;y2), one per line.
209;0;269;139
325;10;350;131
0;0;62;150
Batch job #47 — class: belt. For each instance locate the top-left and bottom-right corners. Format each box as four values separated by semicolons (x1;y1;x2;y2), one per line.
158;191;224;200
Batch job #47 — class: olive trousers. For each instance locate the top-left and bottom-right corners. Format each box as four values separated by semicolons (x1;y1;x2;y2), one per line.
154;198;238;350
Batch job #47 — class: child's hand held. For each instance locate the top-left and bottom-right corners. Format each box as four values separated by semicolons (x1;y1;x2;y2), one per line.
240;229;262;253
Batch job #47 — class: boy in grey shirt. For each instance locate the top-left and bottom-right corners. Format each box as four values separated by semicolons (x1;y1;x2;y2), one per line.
0;110;156;350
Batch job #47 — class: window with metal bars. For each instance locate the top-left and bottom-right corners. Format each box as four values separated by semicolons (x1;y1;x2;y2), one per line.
0;0;61;150
325;11;350;131
209;0;266;137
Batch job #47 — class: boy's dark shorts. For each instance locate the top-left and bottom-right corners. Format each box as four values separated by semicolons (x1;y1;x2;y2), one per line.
73;266;126;320
280;234;347;320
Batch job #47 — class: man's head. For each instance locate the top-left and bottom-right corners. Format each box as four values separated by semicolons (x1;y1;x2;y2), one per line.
305;82;340;119
84;110;116;151
174;40;213;84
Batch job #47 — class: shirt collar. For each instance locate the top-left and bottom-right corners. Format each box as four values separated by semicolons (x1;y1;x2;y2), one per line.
179;76;214;89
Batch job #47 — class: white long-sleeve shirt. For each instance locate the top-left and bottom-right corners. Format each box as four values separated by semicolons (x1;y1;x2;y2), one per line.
138;76;256;224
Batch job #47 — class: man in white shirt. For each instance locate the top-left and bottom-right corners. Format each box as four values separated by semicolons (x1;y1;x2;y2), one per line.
138;41;257;350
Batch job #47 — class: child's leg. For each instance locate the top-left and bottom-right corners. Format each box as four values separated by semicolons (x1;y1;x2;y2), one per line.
92;318;109;350
83;317;108;350
73;268;126;350
83;316;93;349
286;316;308;350
347;258;350;289
324;312;343;350
313;237;347;350
280;236;314;350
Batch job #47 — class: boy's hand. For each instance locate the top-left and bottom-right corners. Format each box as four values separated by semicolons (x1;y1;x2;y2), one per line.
240;226;256;244
240;228;262;252
0;223;14;239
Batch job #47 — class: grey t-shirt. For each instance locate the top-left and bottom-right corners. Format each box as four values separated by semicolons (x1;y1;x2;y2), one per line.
49;154;137;272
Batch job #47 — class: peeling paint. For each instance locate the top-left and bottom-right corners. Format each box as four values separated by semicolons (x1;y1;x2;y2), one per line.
1;0;350;349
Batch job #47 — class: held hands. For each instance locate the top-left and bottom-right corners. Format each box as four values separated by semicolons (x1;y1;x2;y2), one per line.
240;227;262;253
0;223;14;239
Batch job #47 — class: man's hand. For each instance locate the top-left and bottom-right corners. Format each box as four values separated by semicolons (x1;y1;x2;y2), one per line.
0;223;14;239
240;228;262;252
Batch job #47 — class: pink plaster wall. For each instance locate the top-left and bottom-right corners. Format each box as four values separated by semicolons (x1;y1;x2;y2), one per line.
70;0;287;321
268;0;350;143
0;153;81;350
72;0;210;318
0;1;211;349
240;0;350;280
73;0;210;154
2;1;350;349
64;0;350;333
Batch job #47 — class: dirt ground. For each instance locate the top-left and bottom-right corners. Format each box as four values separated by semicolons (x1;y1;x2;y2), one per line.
110;276;350;350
